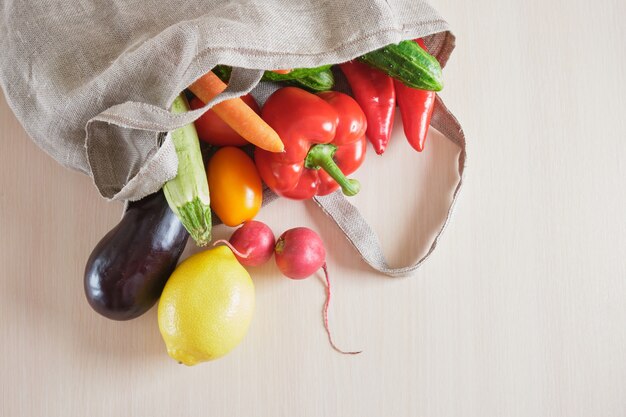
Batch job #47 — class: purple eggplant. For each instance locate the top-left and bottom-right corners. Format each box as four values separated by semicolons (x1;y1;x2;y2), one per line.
84;191;189;320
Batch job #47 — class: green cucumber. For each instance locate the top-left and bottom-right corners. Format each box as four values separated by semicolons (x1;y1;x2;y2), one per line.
261;65;332;81
263;66;335;91
162;94;212;246
212;65;334;91
286;68;334;92
211;65;232;82
359;40;443;91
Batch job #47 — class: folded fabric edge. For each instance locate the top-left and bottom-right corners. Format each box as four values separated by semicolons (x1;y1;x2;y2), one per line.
87;25;453;202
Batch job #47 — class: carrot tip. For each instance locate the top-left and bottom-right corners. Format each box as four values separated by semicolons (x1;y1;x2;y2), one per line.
254;141;284;153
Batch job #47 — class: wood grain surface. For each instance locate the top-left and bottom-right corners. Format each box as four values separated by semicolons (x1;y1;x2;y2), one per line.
1;0;625;416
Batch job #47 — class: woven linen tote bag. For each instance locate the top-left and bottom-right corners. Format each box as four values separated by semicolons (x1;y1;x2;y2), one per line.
0;0;466;277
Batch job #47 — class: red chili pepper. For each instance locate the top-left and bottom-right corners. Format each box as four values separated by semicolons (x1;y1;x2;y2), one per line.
339;60;395;155
254;87;367;200
394;39;437;152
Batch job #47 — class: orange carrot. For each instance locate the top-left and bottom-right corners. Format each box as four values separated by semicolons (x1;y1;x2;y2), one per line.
271;69;292;75
189;71;284;153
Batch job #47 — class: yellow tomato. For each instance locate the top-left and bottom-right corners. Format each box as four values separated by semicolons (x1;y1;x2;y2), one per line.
207;147;263;227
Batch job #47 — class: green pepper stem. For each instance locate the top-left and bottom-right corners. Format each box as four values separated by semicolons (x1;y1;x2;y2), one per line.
305;143;361;196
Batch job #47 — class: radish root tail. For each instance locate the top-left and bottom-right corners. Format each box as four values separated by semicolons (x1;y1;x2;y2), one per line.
212;240;252;259
322;264;362;355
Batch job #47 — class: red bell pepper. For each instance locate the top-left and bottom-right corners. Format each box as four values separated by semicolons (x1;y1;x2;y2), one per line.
394;39;437;152
339;60;395;155
255;87;367;200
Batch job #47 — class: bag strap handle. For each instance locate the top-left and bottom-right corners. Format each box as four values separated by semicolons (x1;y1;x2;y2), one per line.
313;95;466;277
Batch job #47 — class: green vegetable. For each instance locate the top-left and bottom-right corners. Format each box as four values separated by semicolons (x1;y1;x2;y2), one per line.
162;94;212;246
262;65;333;81
262;66;335;91
358;40;443;91
213;65;335;91
287;68;334;92
211;65;233;82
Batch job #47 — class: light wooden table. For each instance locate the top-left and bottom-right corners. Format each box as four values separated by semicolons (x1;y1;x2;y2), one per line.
1;1;625;416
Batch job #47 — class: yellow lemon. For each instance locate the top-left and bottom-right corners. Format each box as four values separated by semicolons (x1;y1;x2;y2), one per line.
158;246;255;365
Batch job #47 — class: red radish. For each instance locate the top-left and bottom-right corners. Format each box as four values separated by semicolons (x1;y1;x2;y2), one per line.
213;221;275;267
275;227;361;355
275;227;325;279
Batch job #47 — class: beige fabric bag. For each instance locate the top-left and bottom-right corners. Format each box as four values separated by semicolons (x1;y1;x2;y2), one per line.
0;0;466;277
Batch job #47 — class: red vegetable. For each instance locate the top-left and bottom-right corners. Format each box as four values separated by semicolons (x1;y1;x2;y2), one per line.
275;227;325;280
275;227;361;355
255;87;367;200
339;60;396;154
394;39;437;152
188;71;283;152
213;221;275;267
189;95;261;147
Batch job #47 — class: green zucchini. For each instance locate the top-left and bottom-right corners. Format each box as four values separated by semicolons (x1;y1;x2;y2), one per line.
359;40;443;91
213;65;334;91
162;94;212;246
